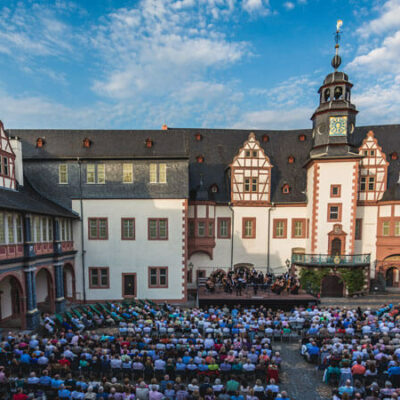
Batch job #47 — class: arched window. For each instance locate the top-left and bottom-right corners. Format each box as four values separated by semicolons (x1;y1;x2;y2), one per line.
36;138;45;148
324;88;330;102
196;155;204;163
391;152;398;160
210;184;218;193
288;155;295;164
145;138;153;148
262;134;269;143
83;138;91;148
334;86;343;100
195;133;203;141
298;134;306;142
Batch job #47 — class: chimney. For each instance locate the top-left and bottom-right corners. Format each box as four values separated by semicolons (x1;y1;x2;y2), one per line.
9;137;23;186
161;124;168;131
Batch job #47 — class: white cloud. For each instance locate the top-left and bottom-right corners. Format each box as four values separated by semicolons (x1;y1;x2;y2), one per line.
283;2;295;10
242;0;271;14
357;0;400;37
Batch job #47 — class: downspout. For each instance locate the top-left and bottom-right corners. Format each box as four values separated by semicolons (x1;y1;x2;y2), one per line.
267;203;275;274
78;158;86;303
228;202;234;271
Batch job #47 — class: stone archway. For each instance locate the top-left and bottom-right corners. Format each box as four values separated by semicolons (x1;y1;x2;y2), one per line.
36;268;55;313
321;274;344;297
386;267;398;288
0;274;25;327
63;263;76;301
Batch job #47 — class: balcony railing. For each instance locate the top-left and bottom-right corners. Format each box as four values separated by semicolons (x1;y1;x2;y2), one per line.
292;253;370;267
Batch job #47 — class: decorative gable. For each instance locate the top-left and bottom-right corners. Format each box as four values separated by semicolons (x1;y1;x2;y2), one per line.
358;130;388;202
0;121;16;190
230;132;272;205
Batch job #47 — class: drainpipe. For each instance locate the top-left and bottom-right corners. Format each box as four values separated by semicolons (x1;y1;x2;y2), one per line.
78;158;86;303
267;203;275;274
228;202;234;271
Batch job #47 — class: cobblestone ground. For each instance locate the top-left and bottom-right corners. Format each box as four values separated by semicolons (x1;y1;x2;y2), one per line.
274;341;331;400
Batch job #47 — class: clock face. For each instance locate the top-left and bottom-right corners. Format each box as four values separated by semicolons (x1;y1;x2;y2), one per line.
329;116;347;136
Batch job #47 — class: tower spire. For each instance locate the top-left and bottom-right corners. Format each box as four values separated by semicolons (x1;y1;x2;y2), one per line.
331;19;343;70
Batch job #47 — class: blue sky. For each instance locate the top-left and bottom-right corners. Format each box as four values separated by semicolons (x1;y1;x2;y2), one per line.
0;0;399;130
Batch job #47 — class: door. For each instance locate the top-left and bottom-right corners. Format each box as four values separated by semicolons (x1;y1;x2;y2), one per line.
330;238;342;256
321;275;344;297
386;268;395;287
122;274;136;297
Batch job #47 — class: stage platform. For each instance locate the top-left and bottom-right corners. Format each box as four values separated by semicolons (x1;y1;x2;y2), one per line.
197;287;319;309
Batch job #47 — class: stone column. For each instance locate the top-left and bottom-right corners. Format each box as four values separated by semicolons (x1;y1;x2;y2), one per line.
24;267;40;329
54;262;65;313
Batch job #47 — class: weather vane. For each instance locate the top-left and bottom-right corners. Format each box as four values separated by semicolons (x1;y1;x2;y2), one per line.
331;20;343;71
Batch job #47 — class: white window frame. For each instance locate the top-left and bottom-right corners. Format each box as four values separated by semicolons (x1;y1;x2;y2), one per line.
59;164;68;184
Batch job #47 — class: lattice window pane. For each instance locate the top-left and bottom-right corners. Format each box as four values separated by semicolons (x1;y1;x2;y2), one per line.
123;163;133;183
97;164;106;184
149;164;157;183
87;164;96;184
159;268;167;286
59;164;68;184
7;214;14;244
159;164;167;183
149;220;157;239
99;219;107;239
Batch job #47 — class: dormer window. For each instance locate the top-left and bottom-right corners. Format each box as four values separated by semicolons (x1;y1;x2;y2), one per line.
298;134;306;142
262;134;269;143
210;184;218;193
196;155;204;163
195;133;203;141
145;138;153;148
288;156;295;164
36;138;45;148
324;88;330;102
282;184;290;194
391;152;398;160
83;138;91;148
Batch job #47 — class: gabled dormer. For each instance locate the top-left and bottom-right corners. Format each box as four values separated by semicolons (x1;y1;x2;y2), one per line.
0;121;16;190
230;132;272;205
358;130;388;202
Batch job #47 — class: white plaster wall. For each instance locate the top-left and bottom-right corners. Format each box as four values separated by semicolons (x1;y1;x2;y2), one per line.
395;205;400;217
36;271;49;303
269;207;307;274
72;199;185;301
380;205;392;217
0;278;12;319
355;205;378;277
315;162;357;254
305;165;315;254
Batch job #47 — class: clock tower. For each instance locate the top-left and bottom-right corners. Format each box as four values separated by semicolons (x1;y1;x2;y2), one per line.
310;23;359;159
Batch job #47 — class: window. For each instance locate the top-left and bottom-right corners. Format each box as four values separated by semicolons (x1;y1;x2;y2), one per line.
61;219;66;241
89;267;109;289
355;219;362;240
122;164;133;183
360;176;375;192
88;218;108;240
282;184;290;194
198;221;205;237
368;176;375;191
35;216;41;242
328;204;342;222
149;163;167;183
87;164;105;184
395;221;400;237
242;218;256;239
244;178;258;193
2;157;9;176
48;218;53;241
59;164;68;184
218;218;231;239
382;221;390;236
149;267;168;288
370;150;375;156
189;220;195;238
208;221;214;237
148;218;168;240
292;219;305;238
330;185;341;198
121;218;135;240
87;164;95;184
273;219;287;239
245;150;258;158
41;217;47;242
0;213;4;244
7;214;14;244
16;215;23;243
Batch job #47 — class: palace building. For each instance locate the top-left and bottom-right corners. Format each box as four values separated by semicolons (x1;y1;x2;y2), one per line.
0;41;400;328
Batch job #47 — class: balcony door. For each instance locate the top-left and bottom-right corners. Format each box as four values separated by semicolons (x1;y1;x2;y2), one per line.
122;273;136;298
330;238;342;256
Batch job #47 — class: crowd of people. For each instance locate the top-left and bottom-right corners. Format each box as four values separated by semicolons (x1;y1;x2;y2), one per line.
1;301;291;400
301;303;400;399
205;269;300;296
1;297;399;400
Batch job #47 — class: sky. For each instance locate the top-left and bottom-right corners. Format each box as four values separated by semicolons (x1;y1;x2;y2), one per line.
0;0;400;130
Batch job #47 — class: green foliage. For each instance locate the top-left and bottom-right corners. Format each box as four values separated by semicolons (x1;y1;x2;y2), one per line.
338;268;365;294
299;268;329;295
